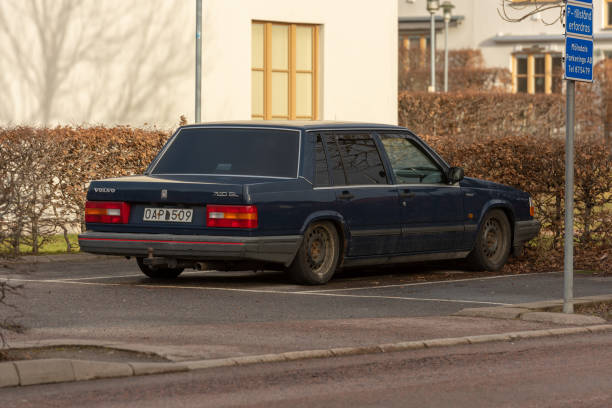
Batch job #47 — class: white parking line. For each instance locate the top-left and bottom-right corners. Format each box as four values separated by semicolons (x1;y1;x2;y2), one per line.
0;277;510;306
60;274;143;281
300;272;560;294
62;270;216;281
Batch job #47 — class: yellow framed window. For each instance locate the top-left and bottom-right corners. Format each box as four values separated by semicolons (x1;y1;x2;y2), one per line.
252;22;319;120
512;52;562;94
606;0;612;28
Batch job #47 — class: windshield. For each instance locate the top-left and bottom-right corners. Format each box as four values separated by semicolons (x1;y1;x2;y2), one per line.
151;127;300;178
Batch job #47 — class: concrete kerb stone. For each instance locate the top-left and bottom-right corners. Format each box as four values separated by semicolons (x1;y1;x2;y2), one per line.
71;360;133;381
378;341;426;352
128;362;188;376
454;294;612;323
282;349;335;361
0;362;19;387
5;253;112;265
521;312;606;325
423;337;470;348
14;359;76;386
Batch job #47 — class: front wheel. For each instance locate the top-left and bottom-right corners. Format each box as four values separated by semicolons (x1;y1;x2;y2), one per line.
136;257;184;279
467;210;511;271
287;222;340;285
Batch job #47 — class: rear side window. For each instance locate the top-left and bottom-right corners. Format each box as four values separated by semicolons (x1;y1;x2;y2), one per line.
325;133;348;185
336;133;387;185
314;134;330;186
151;128;299;178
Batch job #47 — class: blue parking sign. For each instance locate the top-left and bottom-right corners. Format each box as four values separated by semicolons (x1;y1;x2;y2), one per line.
565;36;593;82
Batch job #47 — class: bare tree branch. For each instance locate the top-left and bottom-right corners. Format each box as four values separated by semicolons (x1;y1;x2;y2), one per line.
498;0;564;26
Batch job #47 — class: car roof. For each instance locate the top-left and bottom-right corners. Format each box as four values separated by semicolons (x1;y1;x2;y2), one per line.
179;120;408;132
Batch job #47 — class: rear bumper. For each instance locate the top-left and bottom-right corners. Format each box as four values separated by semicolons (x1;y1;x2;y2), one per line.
514;219;541;247
78;231;302;267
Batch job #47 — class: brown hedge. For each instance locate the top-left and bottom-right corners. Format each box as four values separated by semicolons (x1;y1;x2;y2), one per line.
0;126;170;254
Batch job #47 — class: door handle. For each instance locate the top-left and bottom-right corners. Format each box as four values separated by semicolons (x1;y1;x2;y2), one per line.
399;190;415;198
338;191;354;200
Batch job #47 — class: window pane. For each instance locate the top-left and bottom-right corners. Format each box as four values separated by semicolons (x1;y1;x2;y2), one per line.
336;134;387;185
535;76;545;93
296;26;313;71
271;24;289;70
325;134;347;186
380;136;443;184
517;77;528;93
535;56;545;75
152;128;299;178
252;23;264;69
552;56;563;93
315;134;329;186
271;72;289;117
517;57;527;75
251;71;264;117
552;57;562;73
296;73;312;117
608;1;612;26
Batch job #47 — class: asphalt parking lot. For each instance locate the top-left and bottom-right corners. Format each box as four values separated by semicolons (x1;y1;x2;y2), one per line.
2;256;611;360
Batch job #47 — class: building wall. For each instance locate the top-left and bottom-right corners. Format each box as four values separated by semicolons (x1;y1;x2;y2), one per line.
0;0;397;128
203;0;397;125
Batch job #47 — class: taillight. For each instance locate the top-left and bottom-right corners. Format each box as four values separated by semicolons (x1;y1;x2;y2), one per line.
85;201;131;224
529;197;535;217
206;205;258;228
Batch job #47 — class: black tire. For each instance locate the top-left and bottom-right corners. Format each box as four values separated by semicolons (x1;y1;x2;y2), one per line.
467;210;511;271
287;222;340;285
136;257;184;279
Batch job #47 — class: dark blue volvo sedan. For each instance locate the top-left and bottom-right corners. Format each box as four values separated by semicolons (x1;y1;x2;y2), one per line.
78;122;540;284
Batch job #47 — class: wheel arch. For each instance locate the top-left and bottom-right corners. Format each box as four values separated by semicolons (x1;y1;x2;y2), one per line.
477;200;516;248
299;211;348;267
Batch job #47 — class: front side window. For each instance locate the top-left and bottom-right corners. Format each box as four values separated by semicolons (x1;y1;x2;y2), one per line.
380;135;444;184
252;22;319;120
152;128;299;178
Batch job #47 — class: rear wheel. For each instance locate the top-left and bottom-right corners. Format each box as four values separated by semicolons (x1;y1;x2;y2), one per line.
136;257;184;279
287;222;340;285
467;210;511;271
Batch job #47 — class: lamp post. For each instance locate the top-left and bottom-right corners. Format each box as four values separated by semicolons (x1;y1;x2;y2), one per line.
441;1;454;93
426;0;440;92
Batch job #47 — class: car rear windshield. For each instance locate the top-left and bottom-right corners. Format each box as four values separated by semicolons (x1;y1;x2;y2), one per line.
151;128;300;178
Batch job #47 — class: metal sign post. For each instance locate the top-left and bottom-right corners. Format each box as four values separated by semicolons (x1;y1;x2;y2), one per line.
563;0;593;313
195;0;202;123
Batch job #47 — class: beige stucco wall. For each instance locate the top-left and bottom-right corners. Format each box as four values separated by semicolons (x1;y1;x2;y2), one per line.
0;0;397;128
202;0;397;125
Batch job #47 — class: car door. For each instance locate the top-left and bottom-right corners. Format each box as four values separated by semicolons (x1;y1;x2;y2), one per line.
379;133;464;254
317;131;402;257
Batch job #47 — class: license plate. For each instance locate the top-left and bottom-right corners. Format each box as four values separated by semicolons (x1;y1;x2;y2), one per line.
143;208;193;223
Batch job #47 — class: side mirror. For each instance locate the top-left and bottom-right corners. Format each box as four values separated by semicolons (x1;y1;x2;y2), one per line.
447;166;464;184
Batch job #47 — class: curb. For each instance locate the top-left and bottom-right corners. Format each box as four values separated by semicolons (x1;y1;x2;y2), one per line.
2;324;611;388
2;253;114;265
454;294;612;324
